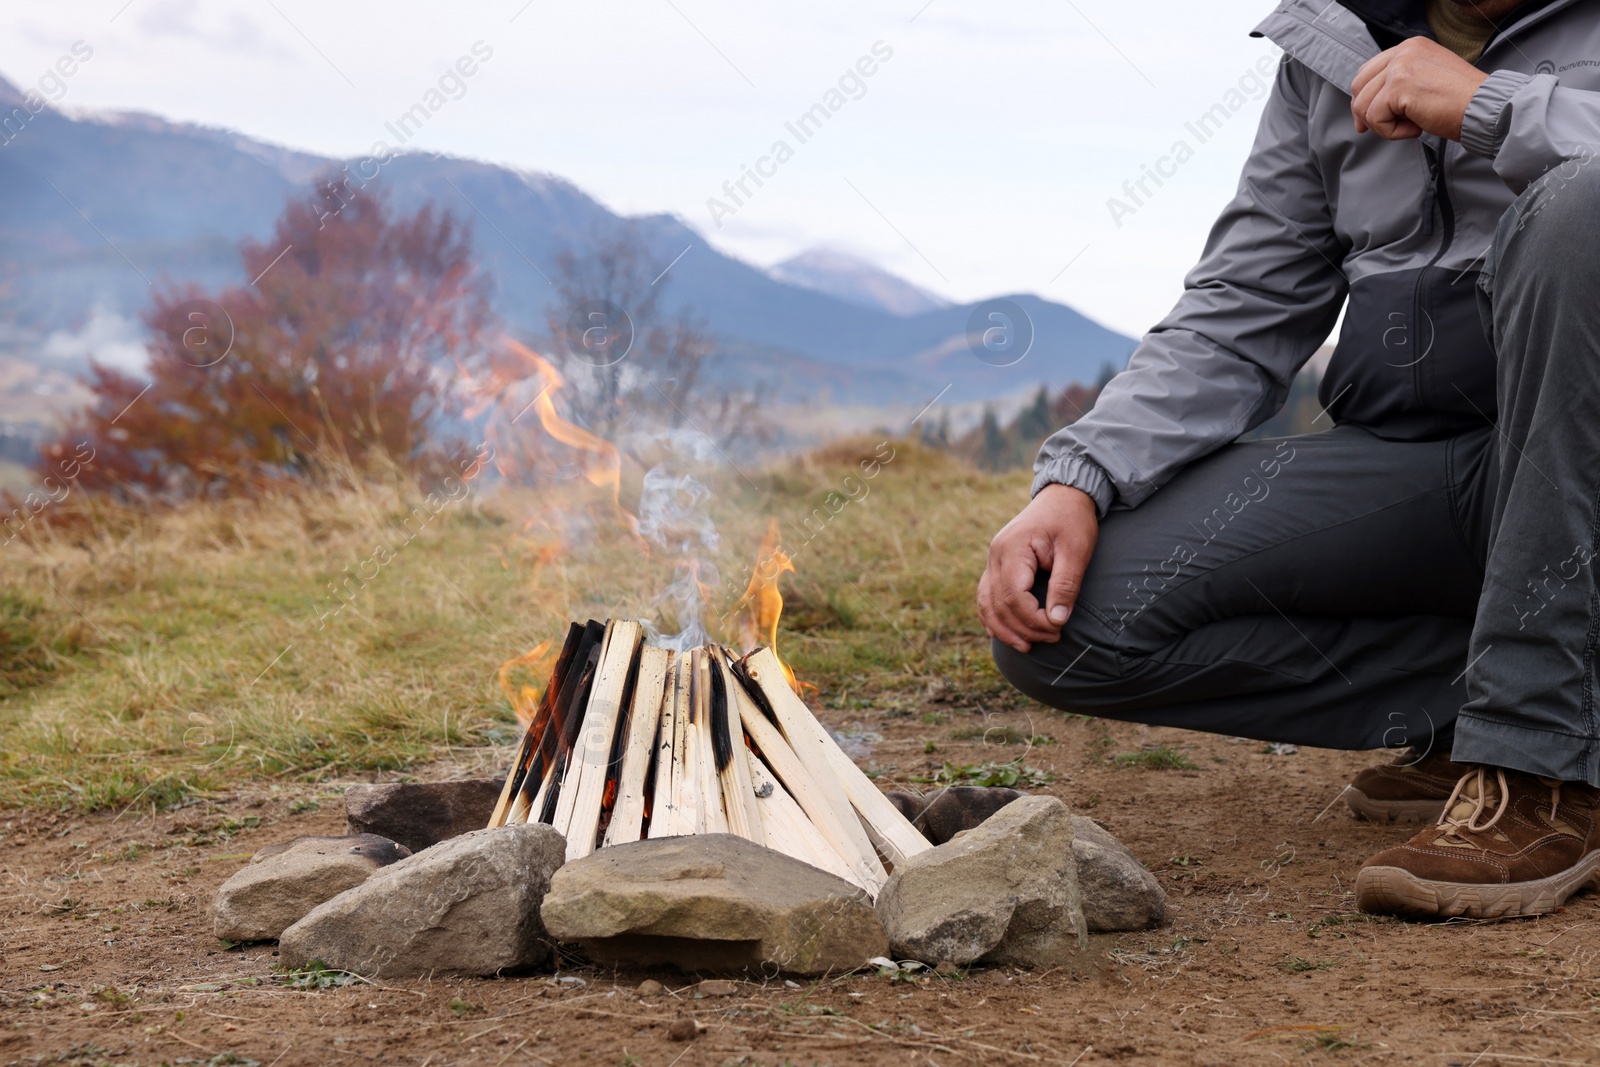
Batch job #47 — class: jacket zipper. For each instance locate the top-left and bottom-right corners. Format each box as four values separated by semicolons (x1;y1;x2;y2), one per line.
1412;137;1455;404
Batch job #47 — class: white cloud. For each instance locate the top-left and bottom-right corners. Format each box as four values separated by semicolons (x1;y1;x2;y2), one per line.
41;306;148;372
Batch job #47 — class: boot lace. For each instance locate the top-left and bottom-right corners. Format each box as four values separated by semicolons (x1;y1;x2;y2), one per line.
1437;767;1565;841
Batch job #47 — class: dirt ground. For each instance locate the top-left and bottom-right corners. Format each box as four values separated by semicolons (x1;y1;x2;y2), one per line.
4;708;1598;1067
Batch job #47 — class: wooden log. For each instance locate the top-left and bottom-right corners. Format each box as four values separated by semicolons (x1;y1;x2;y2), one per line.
604;646;672;847
734;651;888;883
522;620;605;821
529;751;560;823
537;638;602;825
712;651;764;844
558;620;644;860
728;673;884;894
742;648;931;868
489;622;585;828
550;621;615;836
674;652;701;835
647;655;685;839
745;748;863;889
695;651;729;836
505;787;532;826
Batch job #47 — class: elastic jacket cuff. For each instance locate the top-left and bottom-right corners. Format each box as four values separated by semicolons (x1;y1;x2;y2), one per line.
1461;69;1535;159
1031;454;1114;516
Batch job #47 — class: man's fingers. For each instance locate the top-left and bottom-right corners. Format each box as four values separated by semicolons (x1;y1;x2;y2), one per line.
990;616;1032;654
984;551;1056;648
979;570;1033;652
999;555;1056;636
1350;49;1391;101
1351;66;1390;133
999;585;1059;643
1354;69;1422;140
980;484;1100;654
1044;559;1084;626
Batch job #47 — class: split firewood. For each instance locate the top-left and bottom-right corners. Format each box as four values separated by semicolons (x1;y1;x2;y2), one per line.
528;620;606;825
694;651;729;836
603;646;672;847
662;654;698;837
742;647;930;867
489;621;584;828
745;748;862;888
647;655;684;839
559;620;644;858
727;670;885;894
712;651;764;844
540;627;606;826
552;621;617;839
490;618;918;899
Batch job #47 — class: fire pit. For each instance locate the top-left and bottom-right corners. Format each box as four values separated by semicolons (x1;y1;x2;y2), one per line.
488;617;931;897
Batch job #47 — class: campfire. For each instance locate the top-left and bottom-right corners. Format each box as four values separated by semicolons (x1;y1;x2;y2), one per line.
487;619;931;897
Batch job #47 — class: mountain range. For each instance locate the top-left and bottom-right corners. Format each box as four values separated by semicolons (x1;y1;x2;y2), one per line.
0;72;1135;429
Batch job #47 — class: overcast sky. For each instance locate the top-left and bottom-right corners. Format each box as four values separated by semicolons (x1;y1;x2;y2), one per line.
1;0;1285;338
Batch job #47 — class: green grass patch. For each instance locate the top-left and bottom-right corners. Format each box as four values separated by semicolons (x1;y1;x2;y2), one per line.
914;757;1054;788
0;441;1032;811
1111;744;1198;771
278;961;360;990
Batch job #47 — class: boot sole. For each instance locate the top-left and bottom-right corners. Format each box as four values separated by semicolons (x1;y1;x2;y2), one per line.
1355;849;1600;919
1340;785;1448;825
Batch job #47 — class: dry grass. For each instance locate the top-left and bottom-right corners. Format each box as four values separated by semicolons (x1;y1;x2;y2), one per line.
0;438;1030;811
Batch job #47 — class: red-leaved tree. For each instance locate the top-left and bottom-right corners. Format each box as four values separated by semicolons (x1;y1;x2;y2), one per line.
40;183;492;495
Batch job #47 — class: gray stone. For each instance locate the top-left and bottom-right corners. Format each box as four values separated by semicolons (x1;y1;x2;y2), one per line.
884;791;928;826
344;778;504;854
876;795;1085;968
540;834;886;976
1071;816;1166;932
251;833;410;865
916;786;1029;844
211;834;410;942
279;823;565;977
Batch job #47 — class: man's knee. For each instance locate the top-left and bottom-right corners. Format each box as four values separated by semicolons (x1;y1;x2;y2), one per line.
990;628;1120;713
1493;153;1600;281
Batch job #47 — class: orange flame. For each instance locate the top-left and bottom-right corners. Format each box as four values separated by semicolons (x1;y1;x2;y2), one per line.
468;339;648;723
732;519;802;692
466;338;641;546
497;638;555;727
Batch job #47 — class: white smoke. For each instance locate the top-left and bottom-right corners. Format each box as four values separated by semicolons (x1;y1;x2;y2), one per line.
631;430;723;651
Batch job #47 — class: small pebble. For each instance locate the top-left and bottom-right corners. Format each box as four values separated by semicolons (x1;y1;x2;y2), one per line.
667;1017;699;1042
934;960;960;976
695;979;738;997
638;979;665;997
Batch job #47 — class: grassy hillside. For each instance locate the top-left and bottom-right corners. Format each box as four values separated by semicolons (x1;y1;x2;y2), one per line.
0;439;1029;811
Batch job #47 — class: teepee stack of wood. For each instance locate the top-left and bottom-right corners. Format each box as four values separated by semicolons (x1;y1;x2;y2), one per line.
487;619;931;897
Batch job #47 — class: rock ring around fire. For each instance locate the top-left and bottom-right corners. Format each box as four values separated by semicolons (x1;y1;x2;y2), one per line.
540;833;888;976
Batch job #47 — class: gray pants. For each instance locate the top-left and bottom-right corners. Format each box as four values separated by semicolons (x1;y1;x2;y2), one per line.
995;163;1600;787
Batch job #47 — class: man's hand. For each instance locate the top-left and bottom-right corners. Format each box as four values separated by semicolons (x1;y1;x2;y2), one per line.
977;483;1099;654
1351;37;1490;141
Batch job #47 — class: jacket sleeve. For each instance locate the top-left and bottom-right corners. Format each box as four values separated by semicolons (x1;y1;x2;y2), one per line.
1033;58;1347;514
1461;70;1600;190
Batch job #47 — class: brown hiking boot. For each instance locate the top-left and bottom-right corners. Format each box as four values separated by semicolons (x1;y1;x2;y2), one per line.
1355;766;1600;919
1342;748;1465;824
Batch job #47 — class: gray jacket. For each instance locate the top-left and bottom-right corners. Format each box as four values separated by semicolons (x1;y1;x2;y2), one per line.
1037;0;1600;514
